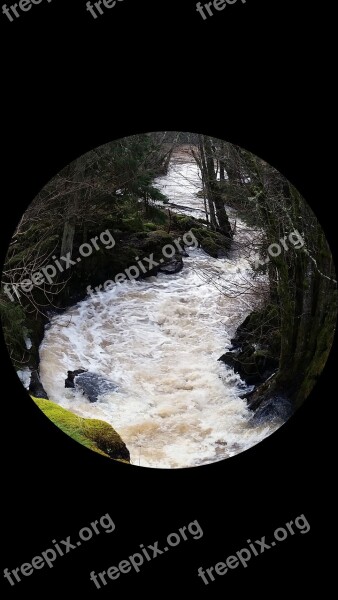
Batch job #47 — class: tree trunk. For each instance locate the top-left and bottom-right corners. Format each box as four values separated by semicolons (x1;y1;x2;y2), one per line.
202;135;232;238
60;221;75;258
60;155;86;259
219;159;226;181
198;135;217;229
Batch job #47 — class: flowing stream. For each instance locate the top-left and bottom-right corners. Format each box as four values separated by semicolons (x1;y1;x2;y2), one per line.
39;151;279;468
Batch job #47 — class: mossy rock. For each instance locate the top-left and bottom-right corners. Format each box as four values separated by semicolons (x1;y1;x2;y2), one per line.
219;347;278;385
120;214;145;232
32;397;130;463
138;230;175;255
144;205;169;225
130;231;149;240
190;227;205;243
190;227;230;258
200;238;220;258
144;222;158;231
231;305;280;354
148;230;173;242
65;244;140;301
173;215;199;232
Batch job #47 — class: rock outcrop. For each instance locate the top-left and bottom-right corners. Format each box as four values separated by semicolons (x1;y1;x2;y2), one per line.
158;256;183;274
29;370;49;399
32;396;130;462
65;370;119;403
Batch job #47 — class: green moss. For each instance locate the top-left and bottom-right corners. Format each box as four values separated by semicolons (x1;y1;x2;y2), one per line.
144;205;169;225
144;222;158;231
120;214;144;232
173;215;199;231
200;239;219;258
140;230;174;255
32;397;130;463
190;227;230;257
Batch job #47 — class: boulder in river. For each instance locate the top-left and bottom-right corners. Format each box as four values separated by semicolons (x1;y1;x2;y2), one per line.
65;369;119;403
29;370;49;399
158;256;183;275
249;395;294;425
218;348;279;386
65;369;87;388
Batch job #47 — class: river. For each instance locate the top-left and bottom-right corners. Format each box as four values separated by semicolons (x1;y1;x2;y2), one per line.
39;150;279;468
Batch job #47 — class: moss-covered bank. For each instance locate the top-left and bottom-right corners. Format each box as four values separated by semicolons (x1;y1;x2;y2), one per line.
32;397;130;463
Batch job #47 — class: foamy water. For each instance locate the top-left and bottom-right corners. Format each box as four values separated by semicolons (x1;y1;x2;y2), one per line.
39;153;278;468
154;159;206;218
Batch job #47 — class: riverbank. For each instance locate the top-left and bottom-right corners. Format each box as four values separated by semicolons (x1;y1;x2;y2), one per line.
2;137;335;468
35;157;278;468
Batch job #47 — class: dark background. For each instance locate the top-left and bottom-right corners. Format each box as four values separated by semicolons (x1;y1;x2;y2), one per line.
1;0;335;596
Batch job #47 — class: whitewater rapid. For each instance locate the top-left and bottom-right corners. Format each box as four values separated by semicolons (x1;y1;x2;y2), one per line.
39;152;278;468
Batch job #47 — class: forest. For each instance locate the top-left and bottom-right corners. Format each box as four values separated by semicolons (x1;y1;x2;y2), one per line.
1;132;336;467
